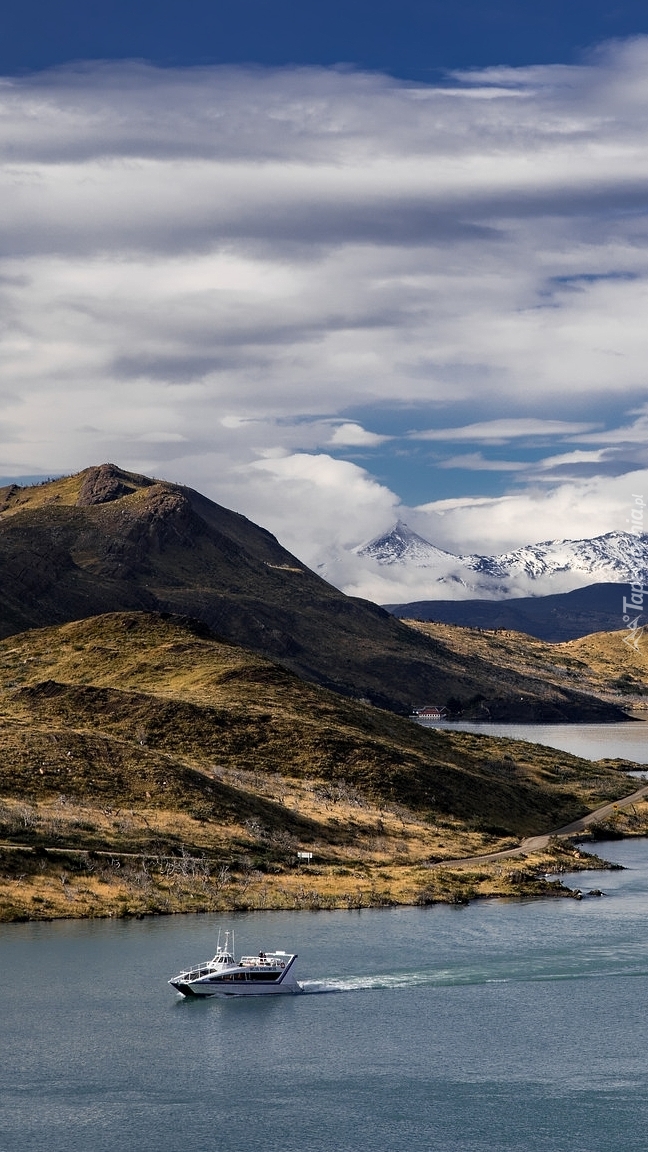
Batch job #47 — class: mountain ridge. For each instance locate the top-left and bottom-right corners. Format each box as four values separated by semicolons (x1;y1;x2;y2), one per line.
386;583;633;642
357;521;648;600
0;464;627;721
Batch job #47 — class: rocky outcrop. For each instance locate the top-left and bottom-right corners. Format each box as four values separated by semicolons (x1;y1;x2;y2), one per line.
76;463;152;506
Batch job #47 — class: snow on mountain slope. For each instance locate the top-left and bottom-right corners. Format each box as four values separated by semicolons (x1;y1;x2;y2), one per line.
463;532;648;582
355;521;456;566
348;523;648;603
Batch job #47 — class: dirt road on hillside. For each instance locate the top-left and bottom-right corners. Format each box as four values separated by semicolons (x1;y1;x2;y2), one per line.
435;781;648;869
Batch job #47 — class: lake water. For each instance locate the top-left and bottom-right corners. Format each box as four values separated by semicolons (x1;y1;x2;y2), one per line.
2;838;648;1152
418;719;648;763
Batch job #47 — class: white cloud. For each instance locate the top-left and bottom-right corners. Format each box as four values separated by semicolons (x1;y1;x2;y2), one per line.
333;469;648;602
220;415;259;428
243;452;399;570
438;452;527;471
573;408;648;445
328;423;389;446
536;448;610;469
412;470;648;555
413;419;600;443
1;46;648;594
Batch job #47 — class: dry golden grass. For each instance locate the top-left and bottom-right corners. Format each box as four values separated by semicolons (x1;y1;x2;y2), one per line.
0;826;620;921
0;467;155;517
0;472;85;516
0;611;643;921
404;620;648;706
565;630;648;698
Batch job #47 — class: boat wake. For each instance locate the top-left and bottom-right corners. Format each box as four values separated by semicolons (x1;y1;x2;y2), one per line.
299;948;648;994
299;969;503;994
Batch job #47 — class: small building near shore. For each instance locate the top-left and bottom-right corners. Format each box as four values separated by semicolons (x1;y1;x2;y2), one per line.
411;705;447;720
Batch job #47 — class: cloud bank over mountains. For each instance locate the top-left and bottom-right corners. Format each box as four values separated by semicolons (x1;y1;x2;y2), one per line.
1;41;648;595
338;521;648;604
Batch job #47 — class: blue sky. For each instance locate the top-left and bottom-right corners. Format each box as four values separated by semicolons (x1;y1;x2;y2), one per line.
5;1;648;75
1;3;648;600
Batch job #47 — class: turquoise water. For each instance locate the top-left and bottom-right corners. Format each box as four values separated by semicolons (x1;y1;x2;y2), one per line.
2;839;648;1152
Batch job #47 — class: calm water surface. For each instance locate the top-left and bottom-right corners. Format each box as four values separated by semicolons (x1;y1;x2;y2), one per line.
2;839;648;1152
419;719;648;762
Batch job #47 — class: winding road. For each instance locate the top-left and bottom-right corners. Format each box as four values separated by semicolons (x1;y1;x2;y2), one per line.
2;783;648;873
435;780;648;869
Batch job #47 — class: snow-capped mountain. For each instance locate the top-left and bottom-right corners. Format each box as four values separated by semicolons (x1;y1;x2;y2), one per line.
354;522;648;601
355;521;455;566
462;532;648;583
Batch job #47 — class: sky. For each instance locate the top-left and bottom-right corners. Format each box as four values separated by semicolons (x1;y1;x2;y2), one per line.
1;2;648;601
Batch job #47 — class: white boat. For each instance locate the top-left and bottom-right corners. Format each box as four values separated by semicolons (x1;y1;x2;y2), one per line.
168;931;303;997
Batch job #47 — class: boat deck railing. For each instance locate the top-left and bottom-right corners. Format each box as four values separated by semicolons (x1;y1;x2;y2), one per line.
239;954;289;969
174;962;214;981
173;953;292;982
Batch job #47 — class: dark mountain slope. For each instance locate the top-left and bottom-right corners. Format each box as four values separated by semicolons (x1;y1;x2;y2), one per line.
0;465;626;720
386;583;630;642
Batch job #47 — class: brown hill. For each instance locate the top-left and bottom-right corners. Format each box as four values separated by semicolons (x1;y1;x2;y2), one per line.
1;611;628;831
404;620;648;711
0;464;626;721
0;612;638;920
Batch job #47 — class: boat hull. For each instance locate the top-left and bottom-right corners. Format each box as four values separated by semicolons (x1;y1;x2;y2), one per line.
169;952;302;997
171;978;302;997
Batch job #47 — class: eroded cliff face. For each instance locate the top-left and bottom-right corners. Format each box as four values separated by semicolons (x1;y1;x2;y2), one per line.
76;463;152;506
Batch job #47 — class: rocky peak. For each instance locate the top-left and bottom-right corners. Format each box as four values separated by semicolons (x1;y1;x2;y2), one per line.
357;520;455;565
76;464;153;507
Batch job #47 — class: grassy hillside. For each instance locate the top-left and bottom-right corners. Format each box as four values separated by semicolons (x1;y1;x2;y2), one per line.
0;464;626;721
0;612;640;920
404;620;648;710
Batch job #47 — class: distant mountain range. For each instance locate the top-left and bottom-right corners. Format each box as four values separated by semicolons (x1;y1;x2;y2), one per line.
386;582;634;642
357;521;648;600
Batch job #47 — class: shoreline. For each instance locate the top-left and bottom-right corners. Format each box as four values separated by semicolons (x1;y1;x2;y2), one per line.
2;777;647;926
1;830;643;924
